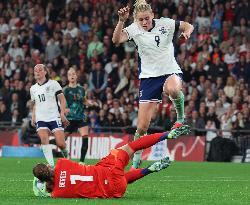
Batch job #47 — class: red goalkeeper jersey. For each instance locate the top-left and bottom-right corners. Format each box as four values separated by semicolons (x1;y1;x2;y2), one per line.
51;153;128;198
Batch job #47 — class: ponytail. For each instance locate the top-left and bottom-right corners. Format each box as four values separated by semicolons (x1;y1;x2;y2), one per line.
133;0;152;19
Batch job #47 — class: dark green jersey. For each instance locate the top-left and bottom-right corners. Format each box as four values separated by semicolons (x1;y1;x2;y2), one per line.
63;85;86;120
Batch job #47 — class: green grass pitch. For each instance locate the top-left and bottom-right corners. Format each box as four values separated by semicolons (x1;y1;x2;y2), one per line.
0;158;250;205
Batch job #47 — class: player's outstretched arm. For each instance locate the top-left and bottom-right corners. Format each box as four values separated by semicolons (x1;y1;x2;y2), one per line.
179;21;194;40
112;6;130;45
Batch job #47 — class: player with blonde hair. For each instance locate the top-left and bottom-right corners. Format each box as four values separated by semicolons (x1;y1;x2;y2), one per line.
112;0;194;168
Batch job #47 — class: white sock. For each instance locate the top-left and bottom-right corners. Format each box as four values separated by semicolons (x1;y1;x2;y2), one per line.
41;144;54;167
132;131;146;168
132;150;143;168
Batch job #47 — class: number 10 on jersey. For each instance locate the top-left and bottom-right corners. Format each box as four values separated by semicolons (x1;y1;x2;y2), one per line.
38;94;46;102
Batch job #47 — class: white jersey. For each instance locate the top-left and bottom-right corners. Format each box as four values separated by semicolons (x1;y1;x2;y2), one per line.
124;18;182;78
30;79;62;122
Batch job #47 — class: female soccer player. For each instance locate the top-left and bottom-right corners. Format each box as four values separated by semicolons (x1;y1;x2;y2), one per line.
33;125;190;198
30;64;69;167
112;0;194;168
63;67;90;162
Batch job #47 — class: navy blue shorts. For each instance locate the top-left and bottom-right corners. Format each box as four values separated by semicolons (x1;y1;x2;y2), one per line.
139;73;182;103
36;120;64;133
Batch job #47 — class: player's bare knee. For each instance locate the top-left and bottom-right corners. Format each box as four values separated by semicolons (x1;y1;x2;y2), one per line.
168;88;181;99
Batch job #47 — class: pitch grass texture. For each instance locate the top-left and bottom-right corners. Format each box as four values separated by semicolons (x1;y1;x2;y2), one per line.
0;158;250;205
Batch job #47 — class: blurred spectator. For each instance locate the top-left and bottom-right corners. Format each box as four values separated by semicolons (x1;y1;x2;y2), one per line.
0;0;248;143
210;4;223;31
163;108;176;131
232;56;250;82
0;17;9;34
220;105;234;138
109;99;124;114
204;89;215;108
0;103;11;122
11;108;22;127
64;21;79;39
97;109;107;127
120;112;132;127
187;110;206;136
224;46;238;70
215;99;227;119
10;92;21;115
126;103;137;126
61;34;78;65
206;106;220;129
103;112;116;127
89;115;101;133
105;53;120;90
8;39;24;60
196;10;211;32
205;120;217;141
45;38;61;63
79;16;91;35
0;79;12;102
0;54;16;78
224;76;236;99
28;28;43;52
87;34;104;59
88;62;107;99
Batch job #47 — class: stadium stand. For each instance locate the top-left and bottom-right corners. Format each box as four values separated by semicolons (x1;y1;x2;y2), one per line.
0;0;249;161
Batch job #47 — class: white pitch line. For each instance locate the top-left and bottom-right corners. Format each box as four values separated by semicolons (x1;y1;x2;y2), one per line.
8;179;33;182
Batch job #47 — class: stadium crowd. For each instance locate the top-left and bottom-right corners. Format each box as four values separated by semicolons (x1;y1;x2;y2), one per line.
0;0;249;140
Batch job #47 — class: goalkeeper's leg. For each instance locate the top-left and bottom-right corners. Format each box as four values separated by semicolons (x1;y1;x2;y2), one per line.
118;125;190;161
125;156;172;183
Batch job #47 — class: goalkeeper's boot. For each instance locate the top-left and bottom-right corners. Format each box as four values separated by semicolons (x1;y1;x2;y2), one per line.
167;124;190;139
148;156;172;172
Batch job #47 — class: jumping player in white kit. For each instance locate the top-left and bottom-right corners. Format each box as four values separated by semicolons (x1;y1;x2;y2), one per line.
112;0;194;168
30;64;70;167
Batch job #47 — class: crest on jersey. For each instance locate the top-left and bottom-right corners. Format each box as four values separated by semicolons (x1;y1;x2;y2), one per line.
159;27;167;34
45;86;50;92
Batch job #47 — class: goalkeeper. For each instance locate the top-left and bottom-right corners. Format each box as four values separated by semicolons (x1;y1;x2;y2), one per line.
33;126;189;198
